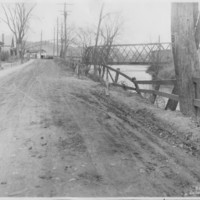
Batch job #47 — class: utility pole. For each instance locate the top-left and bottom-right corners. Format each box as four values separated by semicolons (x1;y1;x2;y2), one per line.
57;17;59;57
171;3;200;116
58;1;72;59
53;27;55;57
40;31;42;58
64;2;67;59
60;22;63;58
57;1;72;58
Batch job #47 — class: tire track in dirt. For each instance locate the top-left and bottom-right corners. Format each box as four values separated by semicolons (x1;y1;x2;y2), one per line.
89;90;200;195
52;82;159;195
34;60;200;196
64;81;200;196
38;62;117;196
1;59;200;196
45;76;120;196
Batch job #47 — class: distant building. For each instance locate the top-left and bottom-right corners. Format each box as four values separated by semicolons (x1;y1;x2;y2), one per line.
26;49;47;59
40;49;47;58
0;35;17;56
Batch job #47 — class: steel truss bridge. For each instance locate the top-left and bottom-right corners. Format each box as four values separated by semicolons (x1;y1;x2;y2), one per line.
84;42;172;65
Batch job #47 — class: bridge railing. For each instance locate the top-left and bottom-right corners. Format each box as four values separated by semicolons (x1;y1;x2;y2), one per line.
84;42;172;65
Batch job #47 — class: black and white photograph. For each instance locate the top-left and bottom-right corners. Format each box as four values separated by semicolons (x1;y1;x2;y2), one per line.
0;0;200;198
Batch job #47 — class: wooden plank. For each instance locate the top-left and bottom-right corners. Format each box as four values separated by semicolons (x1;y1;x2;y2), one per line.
139;89;179;101
136;79;176;85
153;91;179;101
103;64;133;82
193;77;200;84
111;83;136;91
193;99;200;108
114;68;120;83
132;77;141;95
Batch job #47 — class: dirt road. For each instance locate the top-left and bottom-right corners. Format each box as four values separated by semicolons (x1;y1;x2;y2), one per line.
0;59;200;197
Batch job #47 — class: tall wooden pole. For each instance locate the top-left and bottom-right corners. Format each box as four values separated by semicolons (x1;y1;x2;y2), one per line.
64;2;67;59
53;27;55;57
57;18;59;57
60;23;63;58
40;31;42;58
171;3;200;116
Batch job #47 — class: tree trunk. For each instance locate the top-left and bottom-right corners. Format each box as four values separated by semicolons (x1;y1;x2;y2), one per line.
93;4;104;76
171;3;200;116
16;43;20;57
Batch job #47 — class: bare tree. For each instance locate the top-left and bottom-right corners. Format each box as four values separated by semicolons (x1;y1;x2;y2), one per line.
76;27;94;60
93;4;104;76
59;21;76;59
65;26;77;57
75;27;95;75
99;13;122;64
1;3;35;62
93;5;122;76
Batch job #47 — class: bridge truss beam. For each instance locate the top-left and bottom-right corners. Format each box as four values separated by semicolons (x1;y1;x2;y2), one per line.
84;42;172;65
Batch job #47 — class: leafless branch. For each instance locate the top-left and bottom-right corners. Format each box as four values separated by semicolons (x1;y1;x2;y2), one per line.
1;3;35;60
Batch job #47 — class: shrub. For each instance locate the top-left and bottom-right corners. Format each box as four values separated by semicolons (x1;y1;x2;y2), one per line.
0;51;9;61
146;62;175;80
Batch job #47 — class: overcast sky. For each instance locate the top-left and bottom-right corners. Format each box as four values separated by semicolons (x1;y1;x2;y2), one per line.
0;0;179;44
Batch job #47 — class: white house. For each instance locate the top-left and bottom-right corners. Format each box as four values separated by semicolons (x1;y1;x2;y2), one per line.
27;49;47;59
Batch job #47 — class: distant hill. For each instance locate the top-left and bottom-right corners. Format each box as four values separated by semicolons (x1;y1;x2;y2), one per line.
26;41;55;55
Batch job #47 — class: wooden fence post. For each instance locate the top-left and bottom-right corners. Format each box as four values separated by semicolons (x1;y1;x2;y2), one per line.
150;83;160;104
165;84;179;111
114;68;120;83
75;63;80;78
98;65;101;77
132;77;141;95
194;78;200;117
105;68;109;96
102;65;105;78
